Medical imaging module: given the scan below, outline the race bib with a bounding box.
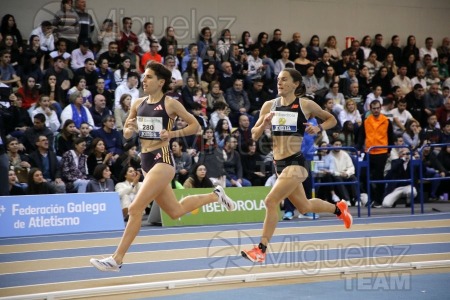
[137,116,163,139]
[271,111,298,132]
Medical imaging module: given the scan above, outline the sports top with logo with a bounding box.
[270,97,308,137]
[136,95,175,140]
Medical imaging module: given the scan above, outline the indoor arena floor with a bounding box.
[1,203,450,300]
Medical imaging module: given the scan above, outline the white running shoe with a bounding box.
[214,186,236,211]
[90,256,122,272]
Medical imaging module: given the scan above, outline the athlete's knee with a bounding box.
[264,195,281,210]
[128,202,147,216]
[166,209,183,219]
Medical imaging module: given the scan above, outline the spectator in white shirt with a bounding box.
[411,67,427,89]
[419,37,438,62]
[30,21,55,52]
[391,99,413,135]
[70,40,94,70]
[114,72,139,109]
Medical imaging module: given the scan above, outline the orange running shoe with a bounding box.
[241,246,266,263]
[336,200,353,229]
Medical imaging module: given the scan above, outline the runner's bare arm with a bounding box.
[165,97,200,138]
[123,97,146,139]
[303,99,337,134]
[251,100,274,141]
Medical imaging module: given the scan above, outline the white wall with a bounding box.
[3,0,450,48]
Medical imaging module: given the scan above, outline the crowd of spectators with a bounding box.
[1,1,450,213]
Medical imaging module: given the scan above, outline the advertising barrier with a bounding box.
[0,192,124,238]
[161,187,277,227]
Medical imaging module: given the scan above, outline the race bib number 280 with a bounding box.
[137,116,163,139]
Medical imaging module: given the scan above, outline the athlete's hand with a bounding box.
[160,129,170,141]
[303,123,320,135]
[125,118,137,131]
[263,112,275,126]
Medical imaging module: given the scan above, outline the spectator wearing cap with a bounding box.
[70,39,94,70]
[30,21,55,53]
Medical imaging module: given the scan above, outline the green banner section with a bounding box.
[161,187,280,227]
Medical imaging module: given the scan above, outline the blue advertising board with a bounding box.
[0,192,124,238]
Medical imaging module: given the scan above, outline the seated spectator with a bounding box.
[201,62,219,87]
[364,51,383,81]
[219,61,236,92]
[8,169,25,195]
[0,49,22,88]
[90,77,114,111]
[223,136,251,187]
[420,115,442,144]
[241,139,267,186]
[303,64,319,95]
[30,95,60,135]
[294,46,311,76]
[91,115,124,157]
[206,81,226,113]
[0,34,21,69]
[420,144,445,201]
[171,139,192,185]
[114,93,131,131]
[391,99,414,135]
[74,58,98,91]
[96,58,116,92]
[225,79,250,126]
[115,166,142,218]
[423,83,444,117]
[382,149,418,207]
[196,127,217,153]
[338,121,356,147]
[338,98,362,127]
[111,143,141,181]
[16,75,40,109]
[356,65,371,98]
[344,82,363,108]
[383,52,398,76]
[405,84,426,127]
[55,119,77,157]
[44,55,71,107]
[440,120,450,144]
[67,76,93,108]
[89,94,112,129]
[98,41,121,70]
[237,114,253,149]
[437,54,449,80]
[314,51,332,79]
[183,163,214,188]
[435,97,450,130]
[8,93,32,138]
[191,102,208,131]
[182,57,200,86]
[437,145,450,178]
[61,137,89,193]
[340,64,358,96]
[181,76,198,112]
[425,65,442,92]
[214,118,231,149]
[326,139,357,205]
[87,137,114,176]
[86,163,115,193]
[402,119,421,150]
[318,65,339,91]
[364,85,384,112]
[247,79,270,116]
[391,65,412,96]
[61,91,95,129]
[114,72,139,108]
[411,67,427,89]
[322,98,342,140]
[6,137,30,185]
[371,66,391,97]
[141,40,162,71]
[70,40,94,70]
[78,121,93,153]
[325,82,345,115]
[113,56,131,86]
[26,168,56,195]
[274,47,294,76]
[49,39,71,66]
[247,45,267,82]
[28,135,65,193]
[22,113,54,152]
